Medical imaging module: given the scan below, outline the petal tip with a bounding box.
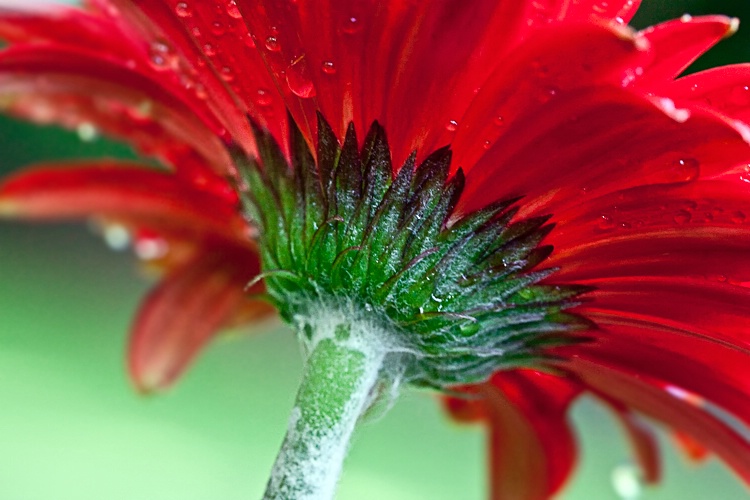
[727,17,741,38]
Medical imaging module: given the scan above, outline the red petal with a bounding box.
[456,370,580,500]
[458,86,750,217]
[0,162,246,241]
[128,245,269,392]
[566,357,750,484]
[549,181,750,283]
[633,16,738,89]
[673,431,710,462]
[667,64,750,125]
[601,399,662,483]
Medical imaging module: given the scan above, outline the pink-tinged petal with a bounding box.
[667,64,750,125]
[548,180,750,283]
[633,16,737,89]
[0,162,246,241]
[458,86,750,217]
[601,399,662,483]
[566,357,750,484]
[447,370,580,500]
[672,431,710,462]
[128,245,271,392]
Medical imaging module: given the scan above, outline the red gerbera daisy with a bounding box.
[2,0,750,498]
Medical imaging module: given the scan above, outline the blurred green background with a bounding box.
[1,1,750,499]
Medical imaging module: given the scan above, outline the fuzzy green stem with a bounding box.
[263,329,386,500]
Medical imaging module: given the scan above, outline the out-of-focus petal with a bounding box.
[0,162,246,241]
[128,245,270,392]
[447,370,580,500]
[602,399,662,483]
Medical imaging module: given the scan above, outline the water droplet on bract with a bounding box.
[76,122,98,142]
[673,209,692,224]
[226,0,242,19]
[445,120,458,132]
[731,210,746,224]
[255,88,272,106]
[175,2,191,17]
[598,214,616,230]
[321,60,336,74]
[611,463,643,500]
[341,16,361,34]
[265,36,280,52]
[671,157,700,183]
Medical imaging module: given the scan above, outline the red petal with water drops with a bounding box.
[667,63,750,125]
[458,85,750,217]
[0,162,246,241]
[128,244,266,392]
[549,180,750,282]
[563,0,642,24]
[632,16,737,89]
[567,357,750,484]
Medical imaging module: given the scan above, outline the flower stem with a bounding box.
[263,326,386,500]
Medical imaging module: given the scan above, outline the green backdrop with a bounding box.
[1,1,749,498]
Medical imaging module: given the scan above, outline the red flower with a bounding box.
[2,0,750,498]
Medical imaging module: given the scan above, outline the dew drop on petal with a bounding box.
[680,13,693,22]
[592,1,610,14]
[265,36,280,52]
[611,463,643,500]
[729,85,750,106]
[321,60,336,75]
[286,57,316,98]
[211,21,225,36]
[175,2,191,17]
[226,0,242,19]
[148,40,175,69]
[598,214,616,230]
[445,120,458,132]
[341,16,361,34]
[673,209,692,224]
[493,115,505,126]
[671,157,700,183]
[203,43,216,56]
[255,88,273,106]
[220,66,234,82]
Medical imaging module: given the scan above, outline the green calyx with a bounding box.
[236,114,591,389]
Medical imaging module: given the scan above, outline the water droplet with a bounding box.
[226,0,242,19]
[220,66,234,82]
[76,122,98,142]
[265,36,280,52]
[194,83,208,100]
[211,21,225,36]
[321,60,336,74]
[445,120,458,132]
[598,214,616,230]
[729,85,750,106]
[148,40,175,69]
[287,71,316,98]
[671,157,700,183]
[493,115,505,126]
[611,463,643,500]
[174,2,191,17]
[673,209,692,224]
[592,1,610,14]
[244,33,256,48]
[255,88,273,106]
[482,139,492,150]
[191,26,201,37]
[341,16,361,34]
[135,237,169,261]
[203,43,216,56]
[680,13,693,23]
[731,210,746,224]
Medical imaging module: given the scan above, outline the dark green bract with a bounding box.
[236,115,591,388]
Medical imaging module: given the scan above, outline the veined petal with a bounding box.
[128,245,271,392]
[0,162,247,241]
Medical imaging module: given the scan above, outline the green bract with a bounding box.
[236,115,591,388]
